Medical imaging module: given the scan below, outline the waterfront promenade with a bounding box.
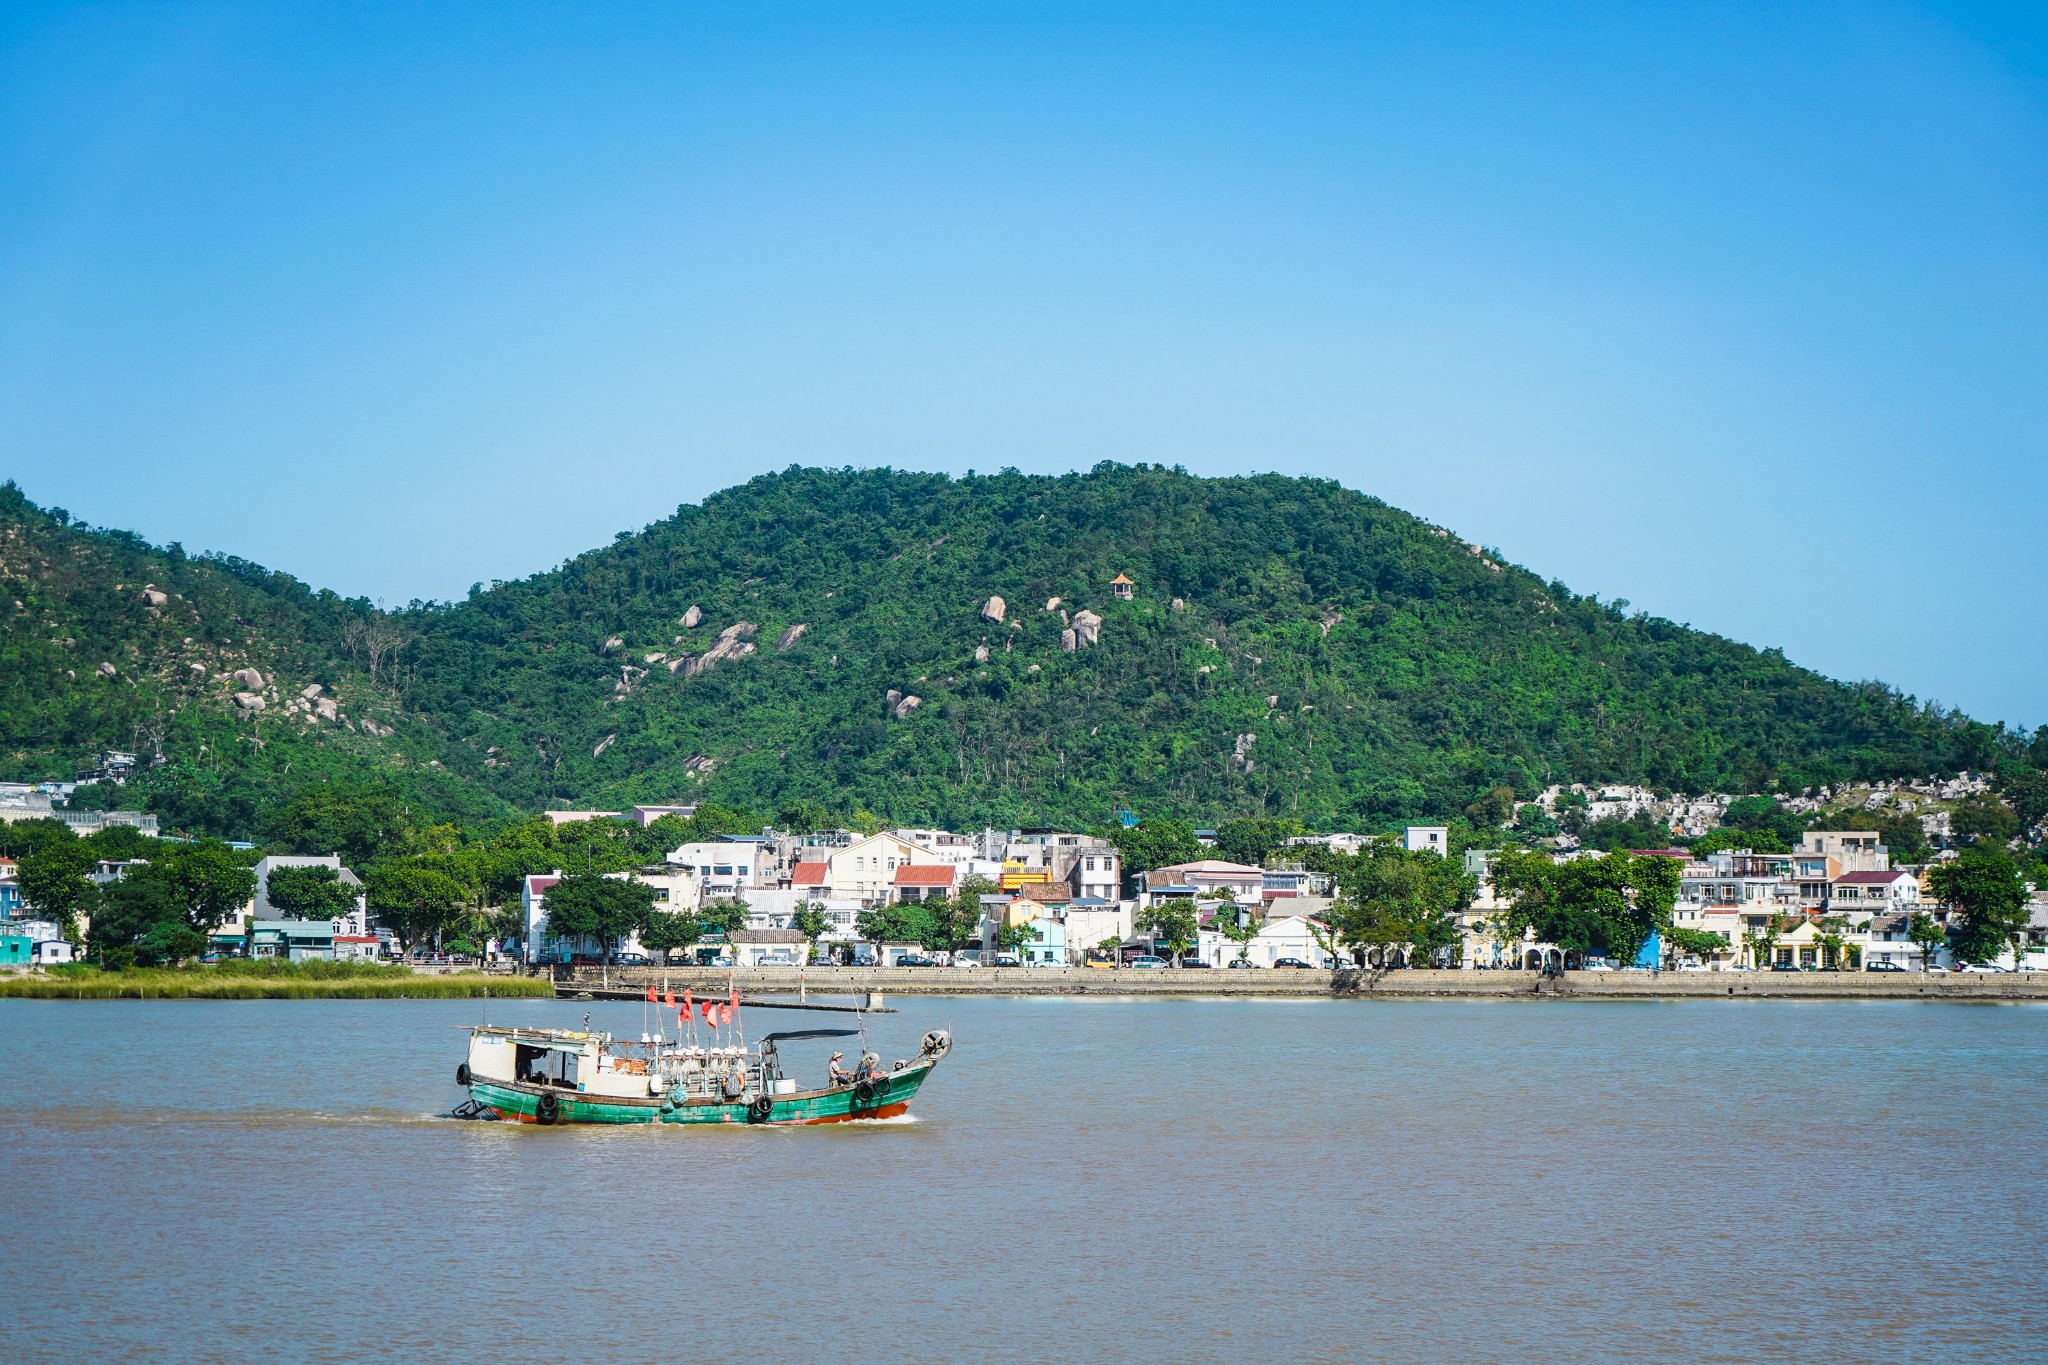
[558,963,2048,1002]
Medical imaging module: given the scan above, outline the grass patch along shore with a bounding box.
[0,960,554,1000]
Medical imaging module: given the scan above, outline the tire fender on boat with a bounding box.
[535,1091,560,1125]
[853,1078,877,1107]
[456,1062,470,1086]
[747,1095,774,1123]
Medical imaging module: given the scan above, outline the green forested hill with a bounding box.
[398,465,2013,827]
[0,481,512,834]
[1,467,2025,836]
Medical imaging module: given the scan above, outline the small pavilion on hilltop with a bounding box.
[1110,573,1135,600]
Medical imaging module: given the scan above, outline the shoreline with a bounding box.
[0,969,551,1001]
[556,964,2048,1003]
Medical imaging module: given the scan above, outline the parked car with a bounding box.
[994,953,1021,968]
[1958,962,2006,974]
[1178,957,1213,969]
[1225,958,1260,969]
[1271,957,1315,969]
[1127,955,1168,969]
[1925,964,1949,974]
[1580,958,1616,972]
[894,954,936,967]
[1865,960,1908,973]
[613,953,649,966]
[1675,961,1712,973]
[1769,962,1802,972]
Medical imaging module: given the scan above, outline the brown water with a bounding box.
[3,995,2045,1362]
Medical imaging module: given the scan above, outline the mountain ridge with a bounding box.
[1,466,2028,835]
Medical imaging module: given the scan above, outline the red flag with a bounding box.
[683,989,694,1018]
[677,1007,687,1029]
[701,1000,717,1025]
[664,987,675,1008]
[728,985,738,1010]
[719,1003,733,1027]
[644,984,656,1003]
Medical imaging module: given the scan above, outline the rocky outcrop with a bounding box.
[593,734,617,758]
[232,667,266,690]
[603,636,624,653]
[682,623,757,676]
[186,663,207,679]
[980,596,1006,623]
[893,694,922,720]
[974,644,990,663]
[680,605,702,629]
[777,623,809,650]
[1061,628,1077,651]
[314,697,340,722]
[1072,609,1102,647]
[1044,597,1062,612]
[94,661,116,677]
[140,588,168,607]
[234,691,266,711]
[300,683,324,700]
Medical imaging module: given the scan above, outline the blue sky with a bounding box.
[2,2,2043,727]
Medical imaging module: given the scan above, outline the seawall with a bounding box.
[556,965,2048,1002]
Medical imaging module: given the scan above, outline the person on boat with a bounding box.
[828,1051,851,1086]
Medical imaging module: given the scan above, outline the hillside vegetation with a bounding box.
[3,467,2033,836]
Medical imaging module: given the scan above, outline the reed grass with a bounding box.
[0,963,554,1000]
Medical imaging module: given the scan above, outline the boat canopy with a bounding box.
[759,1029,859,1043]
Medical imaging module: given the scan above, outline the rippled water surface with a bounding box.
[3,994,2045,1362]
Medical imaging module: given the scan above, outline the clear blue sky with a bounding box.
[3,2,2042,727]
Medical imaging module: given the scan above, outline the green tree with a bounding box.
[1111,820,1202,876]
[148,842,259,933]
[88,876,173,962]
[260,781,421,866]
[1690,826,1787,856]
[136,921,207,966]
[1492,849,1681,967]
[1664,925,1731,966]
[1217,904,1265,964]
[697,897,751,939]
[639,908,704,965]
[264,864,357,920]
[1907,911,1948,972]
[1321,844,1475,967]
[365,861,468,955]
[0,817,76,860]
[998,919,1040,959]
[1722,795,1806,846]
[16,838,96,934]
[539,872,661,965]
[1142,901,1199,964]
[1927,841,2029,964]
[791,904,828,961]
[1212,818,1304,868]
[2000,768,2048,834]
[1950,796,2020,845]
[1464,785,1518,829]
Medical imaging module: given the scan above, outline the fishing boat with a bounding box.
[452,992,949,1126]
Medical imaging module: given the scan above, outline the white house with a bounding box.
[1197,911,1333,967]
[250,854,369,936]
[1402,826,1448,856]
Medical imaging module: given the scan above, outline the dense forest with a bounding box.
[3,467,2039,837]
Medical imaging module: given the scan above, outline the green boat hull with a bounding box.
[469,1063,934,1126]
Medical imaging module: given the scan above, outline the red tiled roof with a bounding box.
[1015,884,1069,902]
[894,865,957,887]
[792,862,829,886]
[1836,870,1911,885]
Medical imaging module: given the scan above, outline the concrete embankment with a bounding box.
[556,965,2048,1002]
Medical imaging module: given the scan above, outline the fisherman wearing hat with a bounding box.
[828,1051,852,1086]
